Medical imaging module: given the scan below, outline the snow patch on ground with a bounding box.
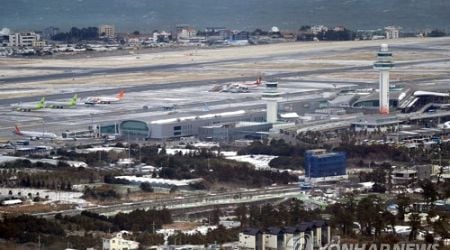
[0,187,86,204]
[225,154,278,169]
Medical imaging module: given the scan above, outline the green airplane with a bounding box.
[11,97,46,112]
[46,94,79,109]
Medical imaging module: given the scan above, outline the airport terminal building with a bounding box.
[99,109,267,140]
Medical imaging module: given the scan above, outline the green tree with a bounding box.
[210,207,221,225]
[169,186,178,194]
[248,204,260,227]
[140,182,154,192]
[396,194,411,221]
[288,199,303,225]
[408,211,421,241]
[356,195,381,236]
[420,179,438,205]
[234,204,248,227]
[428,29,446,37]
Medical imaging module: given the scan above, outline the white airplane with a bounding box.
[85,90,125,104]
[11,97,46,112]
[13,125,58,140]
[45,94,79,109]
[438,121,450,129]
[209,76,263,93]
[240,76,263,88]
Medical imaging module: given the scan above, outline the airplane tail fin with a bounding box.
[256,75,262,85]
[37,97,46,108]
[117,90,125,100]
[15,125,20,134]
[69,94,78,106]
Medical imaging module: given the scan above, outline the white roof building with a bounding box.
[385,26,400,39]
[103,231,139,250]
[8,32,43,47]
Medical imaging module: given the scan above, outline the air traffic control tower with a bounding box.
[374,44,394,114]
[262,82,282,123]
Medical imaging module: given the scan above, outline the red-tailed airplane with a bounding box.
[13,125,58,140]
[85,90,125,104]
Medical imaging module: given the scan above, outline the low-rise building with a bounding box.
[263,227,284,250]
[310,25,328,35]
[102,231,139,250]
[392,168,417,185]
[414,164,440,180]
[385,26,400,39]
[239,221,330,250]
[8,32,43,47]
[239,228,263,250]
[32,40,46,47]
[176,26,197,40]
[333,26,346,32]
[153,31,171,43]
[283,226,301,250]
[99,24,116,38]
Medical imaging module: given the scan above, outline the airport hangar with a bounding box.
[98,109,271,141]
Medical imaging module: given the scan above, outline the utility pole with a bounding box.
[42,118,45,137]
[128,132,131,159]
[437,143,443,184]
[139,145,142,162]
[89,113,94,137]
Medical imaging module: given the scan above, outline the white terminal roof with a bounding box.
[151,110,246,125]
[414,91,449,97]
[280,112,299,119]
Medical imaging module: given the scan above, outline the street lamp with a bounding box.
[89,113,94,138]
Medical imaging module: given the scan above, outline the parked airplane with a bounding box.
[209,76,262,93]
[11,97,46,112]
[241,76,262,87]
[438,121,450,129]
[85,90,125,104]
[46,94,79,109]
[13,125,58,140]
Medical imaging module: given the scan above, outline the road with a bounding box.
[32,185,303,218]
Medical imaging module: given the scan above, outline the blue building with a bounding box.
[304,149,346,178]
